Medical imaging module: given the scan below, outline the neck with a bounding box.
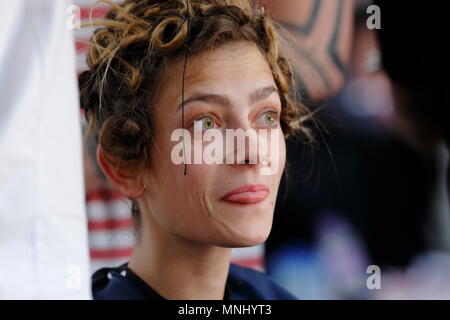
[128,218,232,300]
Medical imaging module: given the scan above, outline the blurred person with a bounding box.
[374,0,450,150]
[0,0,91,299]
[373,2,450,252]
[370,1,450,297]
[257,0,355,104]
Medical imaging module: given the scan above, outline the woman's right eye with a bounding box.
[192,115,220,131]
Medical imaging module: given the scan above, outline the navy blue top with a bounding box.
[92,263,298,300]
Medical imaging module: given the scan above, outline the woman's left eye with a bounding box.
[256,110,280,127]
[202,117,216,130]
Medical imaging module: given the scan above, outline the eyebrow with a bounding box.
[176,85,279,111]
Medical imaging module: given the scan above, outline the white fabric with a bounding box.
[0,0,91,299]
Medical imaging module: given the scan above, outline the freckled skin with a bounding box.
[139,41,286,248]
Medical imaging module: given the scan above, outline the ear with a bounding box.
[96,145,145,198]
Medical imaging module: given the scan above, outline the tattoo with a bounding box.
[298,47,333,92]
[278,0,322,36]
[327,0,346,76]
[276,0,350,100]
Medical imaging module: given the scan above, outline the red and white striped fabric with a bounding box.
[75,0,265,274]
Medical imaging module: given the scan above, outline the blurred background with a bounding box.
[1,0,448,299]
[264,0,450,299]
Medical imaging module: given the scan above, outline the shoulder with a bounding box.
[227,263,298,300]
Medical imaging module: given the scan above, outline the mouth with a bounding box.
[221,184,269,205]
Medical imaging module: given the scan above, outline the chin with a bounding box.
[217,222,273,248]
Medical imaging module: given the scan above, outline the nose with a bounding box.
[223,117,271,169]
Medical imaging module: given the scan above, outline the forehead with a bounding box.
[186,42,273,83]
[157,41,276,100]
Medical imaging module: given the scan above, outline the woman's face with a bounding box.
[141,41,286,247]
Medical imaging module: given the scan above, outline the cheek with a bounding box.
[146,159,214,235]
[185,163,213,180]
[154,149,217,211]
[162,163,220,241]
[182,163,219,205]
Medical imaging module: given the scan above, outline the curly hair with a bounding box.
[79,0,312,230]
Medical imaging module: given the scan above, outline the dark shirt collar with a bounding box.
[92,262,298,300]
[116,263,233,300]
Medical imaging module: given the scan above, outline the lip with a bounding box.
[222,184,269,205]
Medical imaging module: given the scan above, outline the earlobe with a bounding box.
[96,145,146,198]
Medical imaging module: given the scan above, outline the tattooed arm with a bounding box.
[257,0,355,104]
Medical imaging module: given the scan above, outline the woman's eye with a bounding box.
[192,115,219,131]
[256,111,280,127]
[264,114,275,125]
[202,117,216,130]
